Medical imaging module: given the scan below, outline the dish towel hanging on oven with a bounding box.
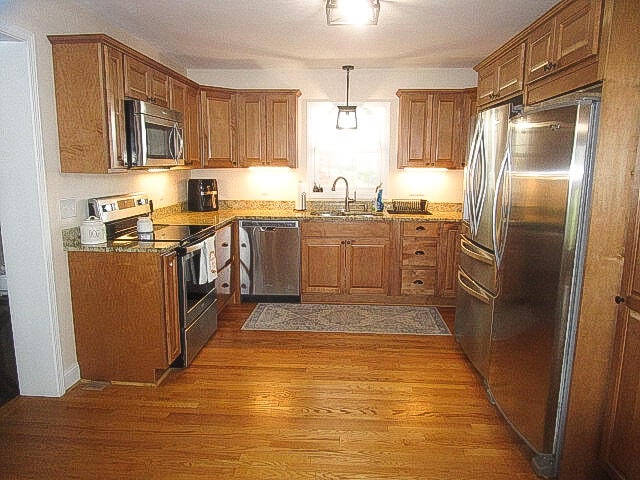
[198,236,218,285]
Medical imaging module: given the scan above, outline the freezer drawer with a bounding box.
[459,235,498,294]
[455,267,494,379]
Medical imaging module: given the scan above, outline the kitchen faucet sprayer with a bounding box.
[331,176,356,212]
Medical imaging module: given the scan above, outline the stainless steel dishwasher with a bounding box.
[239,220,300,302]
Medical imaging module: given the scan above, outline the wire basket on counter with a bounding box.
[387,199,431,214]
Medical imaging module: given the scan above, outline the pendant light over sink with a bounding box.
[336,65,357,130]
[326,0,380,26]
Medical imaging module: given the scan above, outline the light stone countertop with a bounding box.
[64,203,462,253]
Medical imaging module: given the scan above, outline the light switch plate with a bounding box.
[60,198,77,219]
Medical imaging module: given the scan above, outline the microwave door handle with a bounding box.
[168,125,175,160]
[175,125,184,161]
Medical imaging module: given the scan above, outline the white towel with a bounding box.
[198,236,218,285]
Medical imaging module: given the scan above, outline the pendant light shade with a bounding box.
[326,0,380,26]
[336,65,357,130]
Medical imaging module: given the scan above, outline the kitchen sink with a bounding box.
[309,210,383,218]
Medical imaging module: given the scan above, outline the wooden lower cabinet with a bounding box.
[301,221,390,302]
[389,220,460,305]
[68,251,181,384]
[214,222,238,312]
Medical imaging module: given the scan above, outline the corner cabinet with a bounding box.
[236,90,300,168]
[397,88,476,169]
[67,250,181,384]
[301,221,391,303]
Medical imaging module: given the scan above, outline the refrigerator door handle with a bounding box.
[493,130,512,267]
[458,268,492,305]
[460,236,494,265]
[466,115,486,237]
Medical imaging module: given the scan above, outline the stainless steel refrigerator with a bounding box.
[455,102,512,379]
[488,94,600,477]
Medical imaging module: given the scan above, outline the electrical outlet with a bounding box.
[60,198,77,219]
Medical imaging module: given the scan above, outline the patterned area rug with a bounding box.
[242,303,450,335]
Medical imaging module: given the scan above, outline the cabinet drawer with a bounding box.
[401,268,436,296]
[402,221,440,238]
[302,221,390,238]
[217,264,232,294]
[215,225,232,267]
[401,238,437,267]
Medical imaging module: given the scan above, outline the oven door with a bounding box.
[179,239,217,328]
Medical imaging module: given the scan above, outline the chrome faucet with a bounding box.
[331,176,356,212]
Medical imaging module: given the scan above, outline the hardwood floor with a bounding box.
[0,304,538,479]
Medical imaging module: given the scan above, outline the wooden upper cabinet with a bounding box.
[397,89,475,169]
[124,54,169,106]
[437,222,460,298]
[266,94,298,167]
[476,42,526,108]
[49,37,128,173]
[526,0,602,84]
[236,90,300,168]
[169,78,200,168]
[237,93,265,167]
[201,87,236,168]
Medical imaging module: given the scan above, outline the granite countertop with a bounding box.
[64,202,462,253]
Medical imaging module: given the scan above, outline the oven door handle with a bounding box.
[181,241,205,255]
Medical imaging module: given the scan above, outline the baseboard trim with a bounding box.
[64,362,81,391]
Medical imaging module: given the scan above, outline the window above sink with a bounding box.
[306,101,390,200]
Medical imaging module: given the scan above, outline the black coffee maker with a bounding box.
[188,179,219,211]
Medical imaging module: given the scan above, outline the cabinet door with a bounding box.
[202,89,235,168]
[169,78,186,113]
[346,238,389,295]
[459,89,477,167]
[184,85,201,167]
[301,237,344,294]
[103,45,127,171]
[601,158,640,479]
[266,94,297,167]
[554,0,600,72]
[477,65,497,108]
[496,42,526,98]
[431,92,462,168]
[526,17,556,83]
[162,253,181,365]
[437,222,460,298]
[237,93,266,167]
[397,93,434,167]
[123,55,169,106]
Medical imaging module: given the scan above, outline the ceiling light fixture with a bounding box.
[326,0,380,26]
[336,65,357,130]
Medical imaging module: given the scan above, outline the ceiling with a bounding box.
[72,0,560,70]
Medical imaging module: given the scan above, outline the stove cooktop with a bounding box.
[113,224,215,246]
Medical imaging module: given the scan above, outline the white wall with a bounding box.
[0,0,191,394]
[189,68,477,202]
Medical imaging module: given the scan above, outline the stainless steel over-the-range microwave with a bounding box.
[124,99,185,169]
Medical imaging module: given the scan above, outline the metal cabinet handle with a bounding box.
[615,296,625,304]
[412,279,424,285]
[241,243,247,247]
[416,226,425,231]
[221,242,229,247]
[414,250,425,255]
[222,283,229,288]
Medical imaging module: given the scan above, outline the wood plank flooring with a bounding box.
[0,304,538,479]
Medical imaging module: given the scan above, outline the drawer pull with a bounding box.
[414,250,425,255]
[222,283,229,288]
[412,279,424,285]
[221,242,229,247]
[416,226,426,231]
